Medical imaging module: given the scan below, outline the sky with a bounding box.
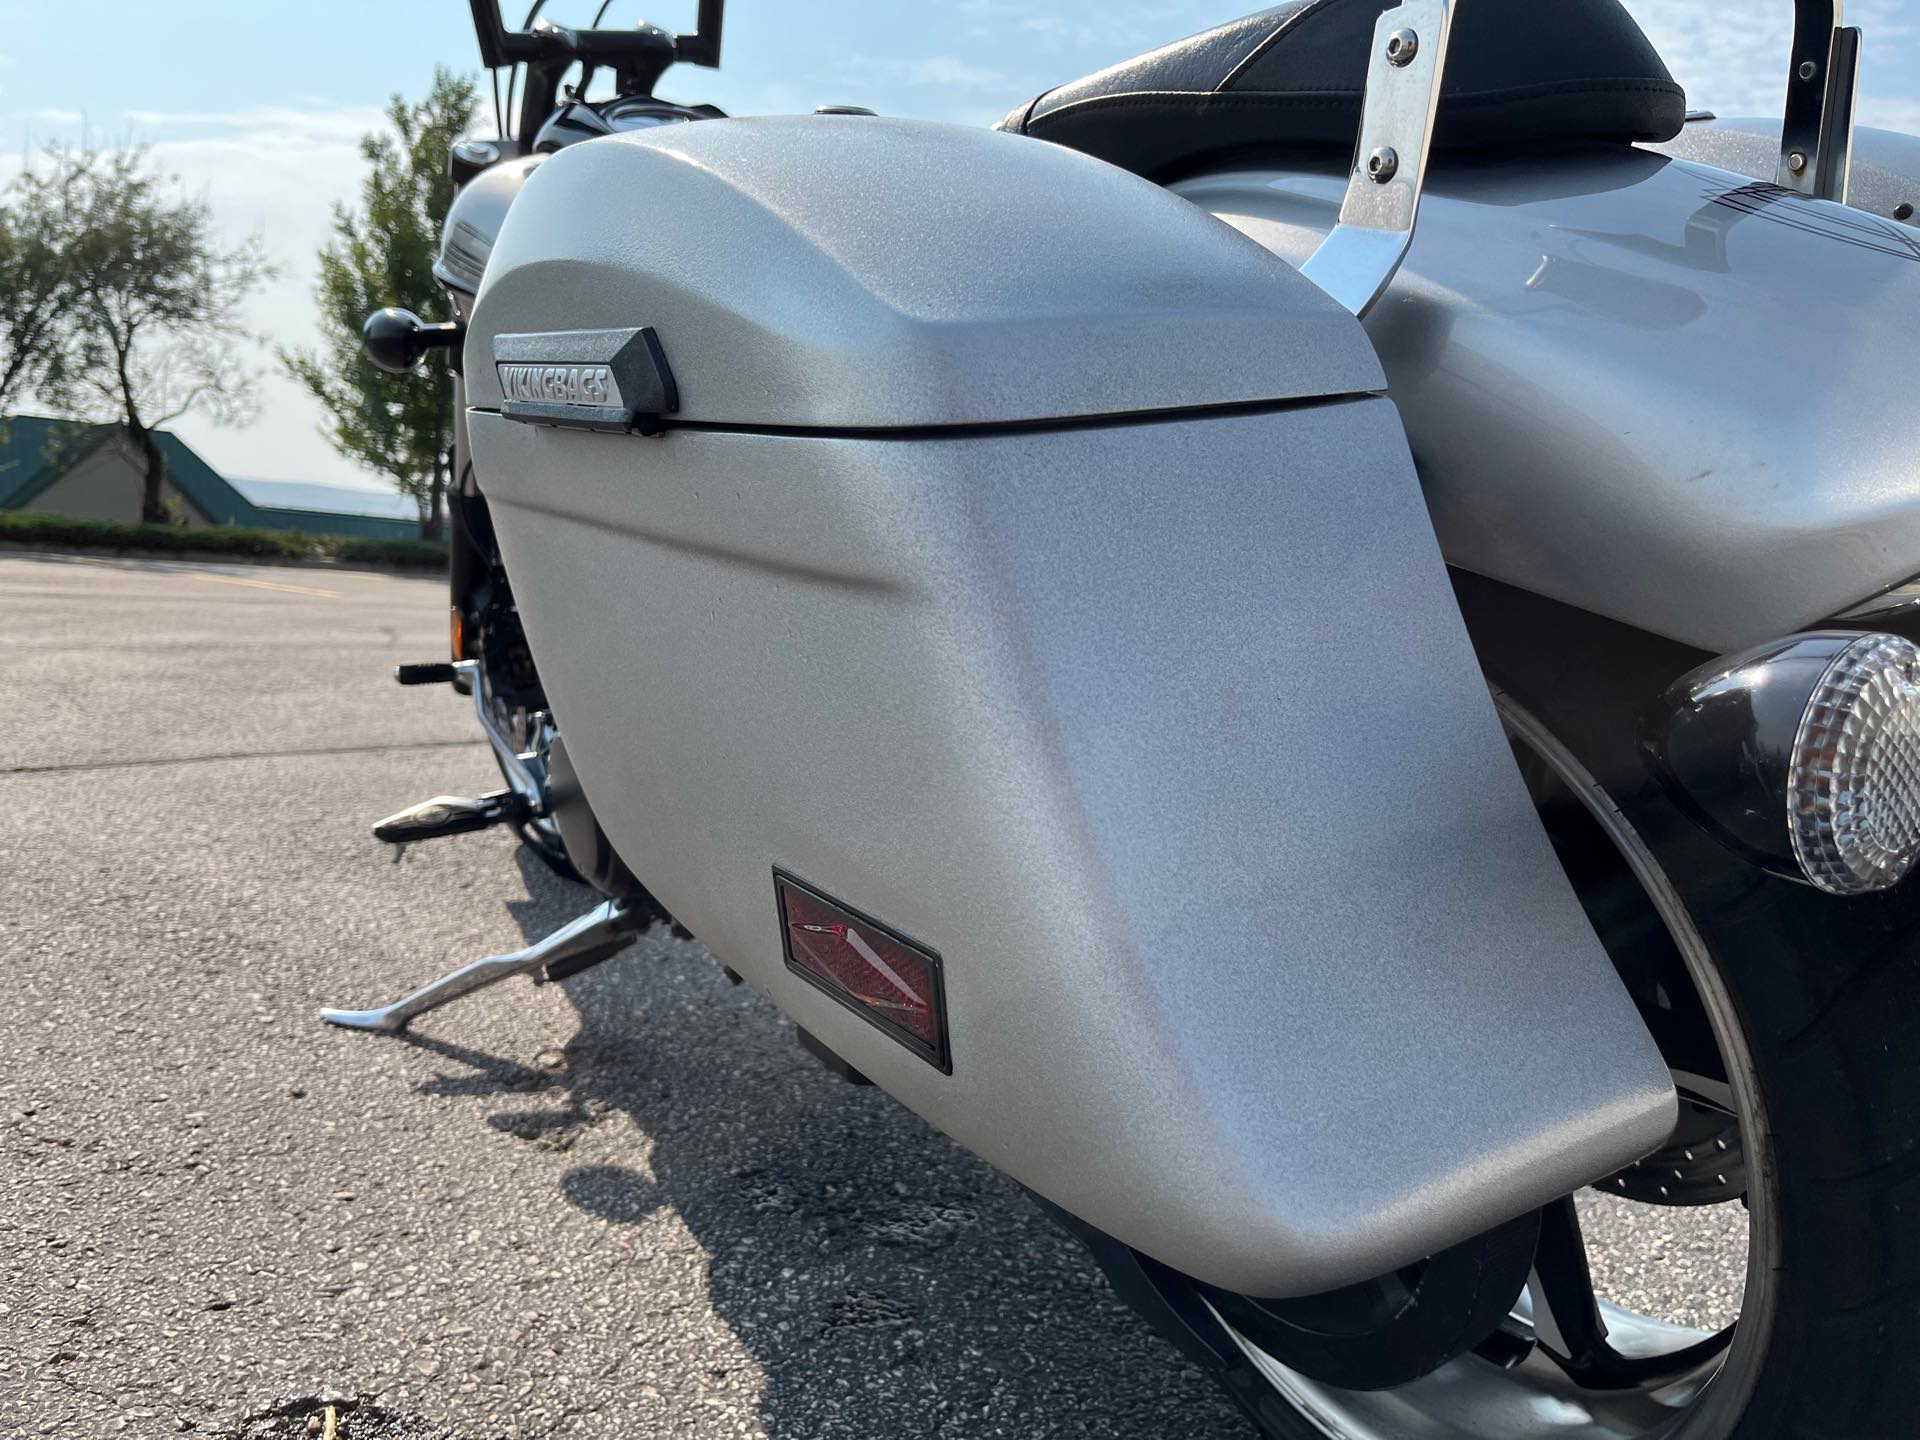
[3,0,1918,496]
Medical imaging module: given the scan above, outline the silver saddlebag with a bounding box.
[463,115,1674,1298]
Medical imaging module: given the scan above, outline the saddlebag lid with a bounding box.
[466,114,1383,431]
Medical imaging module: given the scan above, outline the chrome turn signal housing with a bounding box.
[1647,631,1920,895]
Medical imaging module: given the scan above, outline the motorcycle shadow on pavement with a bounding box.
[397,850,1249,1440]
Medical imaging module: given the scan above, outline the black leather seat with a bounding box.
[997,0,1686,180]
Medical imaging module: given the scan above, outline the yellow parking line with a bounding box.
[192,573,343,600]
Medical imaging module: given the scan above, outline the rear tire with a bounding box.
[1476,598,1920,1440]
[1690,825,1920,1439]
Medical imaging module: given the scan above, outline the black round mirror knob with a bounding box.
[362,307,461,375]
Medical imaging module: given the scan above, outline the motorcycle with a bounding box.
[328,1,1920,1435]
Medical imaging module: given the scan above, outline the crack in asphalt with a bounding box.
[1,738,485,777]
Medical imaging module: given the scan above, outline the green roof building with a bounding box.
[0,416,418,541]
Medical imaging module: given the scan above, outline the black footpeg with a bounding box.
[372,790,530,845]
[394,662,459,686]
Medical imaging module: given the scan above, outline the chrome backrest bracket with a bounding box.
[1299,0,1455,319]
[1779,0,1862,202]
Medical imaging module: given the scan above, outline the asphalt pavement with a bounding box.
[0,552,1747,1440]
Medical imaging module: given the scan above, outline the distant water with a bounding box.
[231,478,417,521]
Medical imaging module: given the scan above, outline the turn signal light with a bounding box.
[1787,633,1920,894]
[1647,631,1920,894]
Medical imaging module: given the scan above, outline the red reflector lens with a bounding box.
[775,870,949,1072]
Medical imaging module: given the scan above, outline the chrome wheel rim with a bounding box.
[1225,1303,1733,1440]
[1219,694,1778,1440]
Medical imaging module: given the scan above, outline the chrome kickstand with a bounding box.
[320,898,643,1034]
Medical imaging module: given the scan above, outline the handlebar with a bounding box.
[468,0,721,71]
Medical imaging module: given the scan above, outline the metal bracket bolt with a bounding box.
[1776,1,1861,201]
[1367,146,1401,183]
[1298,0,1455,317]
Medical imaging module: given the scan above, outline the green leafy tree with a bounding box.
[0,150,93,430]
[36,148,268,523]
[284,69,478,540]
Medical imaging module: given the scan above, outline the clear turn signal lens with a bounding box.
[1788,633,1920,895]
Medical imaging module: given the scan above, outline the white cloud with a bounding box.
[138,122,381,487]
[122,105,385,144]
[902,56,1009,90]
[1625,0,1917,117]
[819,51,1010,94]
[956,1,1201,56]
[801,51,1021,124]
[1862,95,1920,134]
